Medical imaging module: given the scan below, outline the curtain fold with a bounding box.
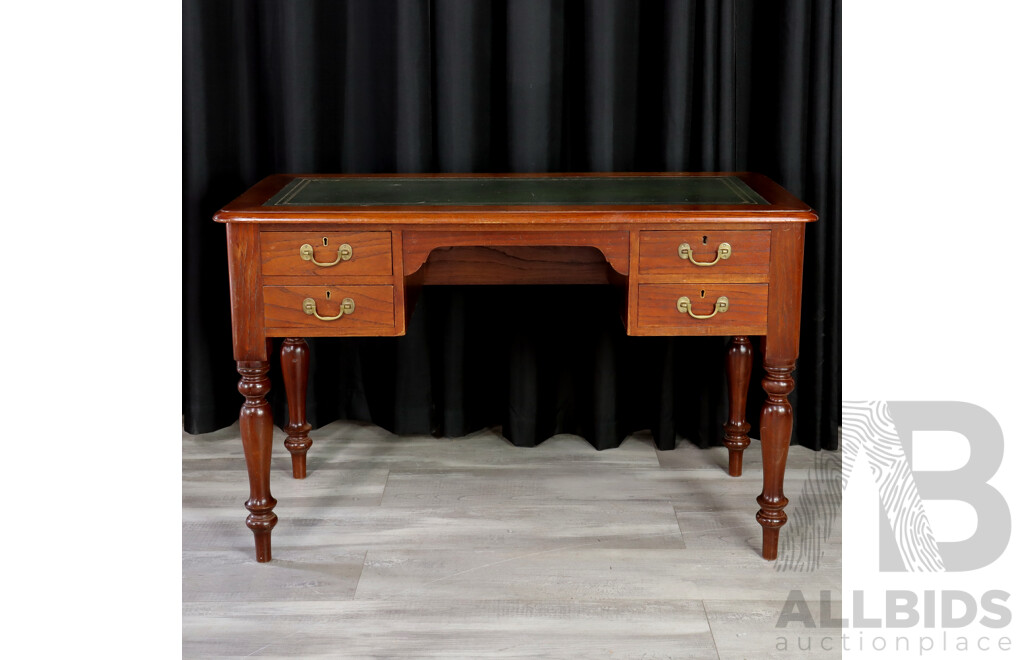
[183,0,841,451]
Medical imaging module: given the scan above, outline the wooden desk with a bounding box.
[215,172,817,563]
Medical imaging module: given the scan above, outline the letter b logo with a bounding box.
[842,401,1010,572]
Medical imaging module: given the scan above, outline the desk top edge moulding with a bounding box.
[215,171,816,221]
[216,171,818,563]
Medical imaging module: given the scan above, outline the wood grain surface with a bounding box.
[263,285,394,333]
[403,229,630,276]
[638,230,770,276]
[417,246,617,285]
[635,283,768,335]
[261,231,392,277]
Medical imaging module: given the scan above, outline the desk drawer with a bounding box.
[638,230,769,276]
[261,231,392,277]
[264,285,395,333]
[636,283,767,335]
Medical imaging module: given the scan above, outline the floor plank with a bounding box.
[704,599,844,660]
[183,599,719,659]
[183,549,366,603]
[655,438,823,471]
[185,501,685,553]
[378,466,817,507]
[352,546,838,602]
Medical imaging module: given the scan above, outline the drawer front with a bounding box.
[636,283,768,334]
[261,231,392,277]
[264,285,395,333]
[638,230,769,275]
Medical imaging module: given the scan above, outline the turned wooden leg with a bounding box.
[757,362,794,560]
[237,361,278,562]
[281,338,312,479]
[723,336,753,477]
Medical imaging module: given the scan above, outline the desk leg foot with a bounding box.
[723,336,752,477]
[238,361,278,563]
[756,363,793,560]
[281,338,312,479]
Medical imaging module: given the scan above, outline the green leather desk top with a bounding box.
[265,175,768,207]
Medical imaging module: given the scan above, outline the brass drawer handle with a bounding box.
[677,296,729,319]
[299,243,353,267]
[678,242,731,266]
[302,297,355,321]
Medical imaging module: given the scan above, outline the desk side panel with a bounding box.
[226,223,267,361]
[764,224,806,362]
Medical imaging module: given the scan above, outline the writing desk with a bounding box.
[215,172,817,563]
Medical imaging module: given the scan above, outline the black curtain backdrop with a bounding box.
[184,0,840,451]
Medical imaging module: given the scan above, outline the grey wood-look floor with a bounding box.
[183,421,841,659]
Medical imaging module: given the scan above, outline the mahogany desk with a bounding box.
[215,172,817,563]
